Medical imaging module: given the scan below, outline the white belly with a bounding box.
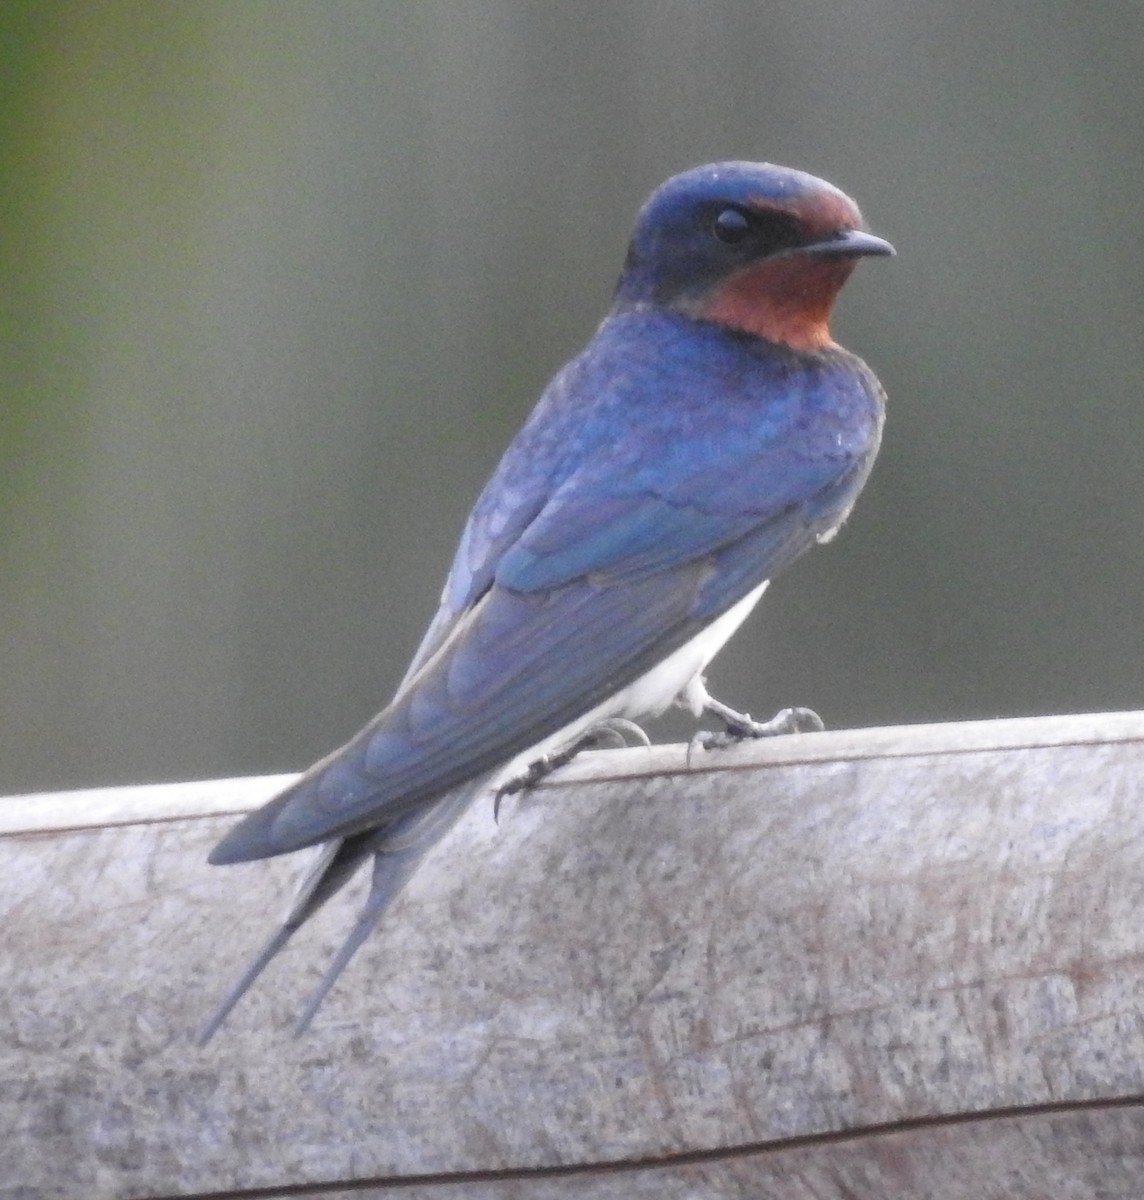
[489,579,769,789]
[612,578,769,718]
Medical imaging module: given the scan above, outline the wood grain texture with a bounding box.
[4,712,1144,1198]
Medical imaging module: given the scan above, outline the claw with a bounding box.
[693,699,825,755]
[493,754,560,822]
[685,728,710,769]
[492,717,652,820]
[596,717,652,749]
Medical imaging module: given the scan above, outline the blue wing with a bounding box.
[210,312,882,862]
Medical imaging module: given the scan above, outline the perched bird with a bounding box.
[201,161,893,1041]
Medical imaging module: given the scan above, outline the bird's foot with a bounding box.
[493,717,651,820]
[689,698,824,759]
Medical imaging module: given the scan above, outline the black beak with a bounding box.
[804,228,896,258]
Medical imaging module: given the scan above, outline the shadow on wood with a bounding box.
[3,712,1144,1198]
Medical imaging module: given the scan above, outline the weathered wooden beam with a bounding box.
[5,712,1144,1199]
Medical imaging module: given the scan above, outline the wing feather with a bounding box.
[210,314,882,863]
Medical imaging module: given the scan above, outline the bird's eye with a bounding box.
[712,208,752,244]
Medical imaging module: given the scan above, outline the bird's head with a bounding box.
[615,161,894,351]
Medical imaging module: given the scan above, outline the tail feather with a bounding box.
[199,781,484,1041]
[292,781,484,1034]
[291,850,419,1035]
[197,835,373,1044]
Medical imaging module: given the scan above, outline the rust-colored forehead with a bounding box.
[743,189,863,235]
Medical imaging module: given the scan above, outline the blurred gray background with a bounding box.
[4,1,1143,794]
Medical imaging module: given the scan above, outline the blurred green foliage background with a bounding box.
[4,1,1144,793]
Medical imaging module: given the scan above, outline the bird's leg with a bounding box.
[493,717,651,819]
[681,676,823,757]
[699,696,824,746]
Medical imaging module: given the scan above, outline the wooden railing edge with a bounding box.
[4,709,1143,835]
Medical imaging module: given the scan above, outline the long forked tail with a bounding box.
[197,834,373,1044]
[198,781,484,1043]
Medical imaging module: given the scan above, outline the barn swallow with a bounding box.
[200,161,893,1040]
